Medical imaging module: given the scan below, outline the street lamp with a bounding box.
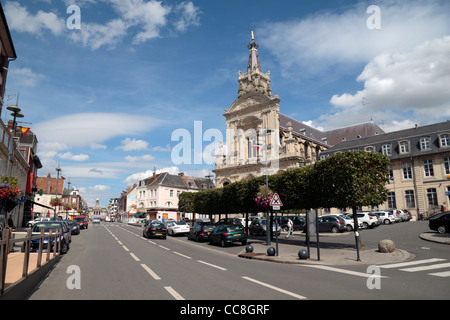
[54,163,62,219]
[6,104,24,176]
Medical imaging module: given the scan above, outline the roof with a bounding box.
[279,113,384,146]
[321,121,450,159]
[0,3,17,59]
[143,172,214,190]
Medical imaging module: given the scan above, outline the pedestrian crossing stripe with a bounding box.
[380,258,447,269]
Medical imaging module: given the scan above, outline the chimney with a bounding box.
[178,172,184,177]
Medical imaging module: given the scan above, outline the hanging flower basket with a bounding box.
[0,176,21,200]
[50,197,63,207]
[254,185,273,209]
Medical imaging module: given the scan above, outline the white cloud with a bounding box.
[258,0,450,77]
[58,152,89,161]
[326,36,450,130]
[117,138,149,151]
[125,154,155,162]
[123,166,179,185]
[9,68,45,87]
[4,2,66,36]
[33,112,163,148]
[173,1,201,32]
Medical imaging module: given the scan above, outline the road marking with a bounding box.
[148,240,156,245]
[173,251,192,259]
[117,241,123,245]
[242,276,307,300]
[130,253,140,262]
[159,245,170,251]
[164,286,185,300]
[197,260,227,271]
[380,258,447,269]
[301,265,387,278]
[428,271,450,277]
[122,245,130,252]
[400,262,450,272]
[140,264,161,280]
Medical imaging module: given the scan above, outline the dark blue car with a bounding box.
[23,221,71,254]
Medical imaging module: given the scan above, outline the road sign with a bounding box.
[272,205,281,210]
[270,193,283,206]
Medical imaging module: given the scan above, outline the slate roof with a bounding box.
[320,121,450,159]
[279,114,384,146]
[144,172,213,190]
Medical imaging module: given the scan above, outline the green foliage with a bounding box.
[178,151,390,215]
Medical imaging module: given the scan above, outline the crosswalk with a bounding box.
[380,258,450,278]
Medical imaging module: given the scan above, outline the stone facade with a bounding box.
[213,33,383,188]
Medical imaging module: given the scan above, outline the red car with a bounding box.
[74,216,88,229]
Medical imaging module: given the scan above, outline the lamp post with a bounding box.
[54,163,62,219]
[6,104,24,176]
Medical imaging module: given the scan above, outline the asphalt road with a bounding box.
[26,220,449,303]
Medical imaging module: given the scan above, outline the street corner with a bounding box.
[419,232,450,245]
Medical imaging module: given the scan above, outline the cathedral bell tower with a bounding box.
[238,31,272,97]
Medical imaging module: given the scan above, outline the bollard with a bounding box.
[267,247,276,256]
[245,244,253,253]
[298,249,309,260]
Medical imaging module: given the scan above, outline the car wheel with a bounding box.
[437,226,446,234]
[362,222,369,229]
[221,239,226,247]
[331,226,338,233]
[61,240,69,254]
[196,234,200,242]
[346,225,353,231]
[384,219,391,225]
[241,240,247,245]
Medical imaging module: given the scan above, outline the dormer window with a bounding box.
[420,137,431,150]
[382,144,392,156]
[439,133,449,147]
[365,146,375,152]
[399,140,409,154]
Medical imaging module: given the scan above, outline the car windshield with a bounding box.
[150,223,165,228]
[32,223,62,232]
[176,221,187,225]
[226,225,243,232]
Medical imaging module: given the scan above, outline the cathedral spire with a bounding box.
[247,30,261,73]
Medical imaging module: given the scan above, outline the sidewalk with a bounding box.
[237,230,450,266]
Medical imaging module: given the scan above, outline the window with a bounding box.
[402,163,412,180]
[399,141,409,153]
[427,188,438,207]
[405,190,415,208]
[382,144,392,156]
[424,159,434,177]
[420,137,431,150]
[248,136,257,159]
[444,157,450,175]
[439,134,450,147]
[170,190,173,197]
[387,192,396,209]
[365,146,375,152]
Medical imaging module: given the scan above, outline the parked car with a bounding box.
[369,212,382,226]
[316,215,347,233]
[65,219,80,235]
[249,219,281,236]
[92,218,101,224]
[209,224,247,247]
[25,221,71,254]
[403,210,413,221]
[280,216,305,231]
[166,221,190,236]
[26,216,51,227]
[74,216,88,229]
[374,211,397,224]
[328,214,359,231]
[387,210,401,223]
[188,223,215,242]
[428,212,450,234]
[216,218,243,226]
[347,212,379,229]
[143,221,167,239]
[395,209,408,222]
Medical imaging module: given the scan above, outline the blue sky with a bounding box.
[2,0,449,207]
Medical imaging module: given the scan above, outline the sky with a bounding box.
[2,0,449,208]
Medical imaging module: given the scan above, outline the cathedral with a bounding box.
[213,32,383,187]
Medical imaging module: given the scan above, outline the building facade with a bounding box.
[320,121,450,220]
[135,171,213,221]
[213,33,384,187]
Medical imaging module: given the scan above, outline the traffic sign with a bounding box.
[270,193,283,206]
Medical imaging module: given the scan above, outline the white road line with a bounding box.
[380,258,447,269]
[130,253,141,262]
[400,262,450,272]
[140,264,161,280]
[148,240,156,245]
[122,245,130,252]
[301,265,387,278]
[117,241,123,245]
[197,260,227,271]
[159,245,170,251]
[173,252,192,259]
[428,271,450,277]
[164,286,185,300]
[242,276,307,300]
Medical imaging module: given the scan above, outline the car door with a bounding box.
[211,226,223,243]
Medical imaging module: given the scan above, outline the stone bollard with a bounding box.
[378,239,396,253]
